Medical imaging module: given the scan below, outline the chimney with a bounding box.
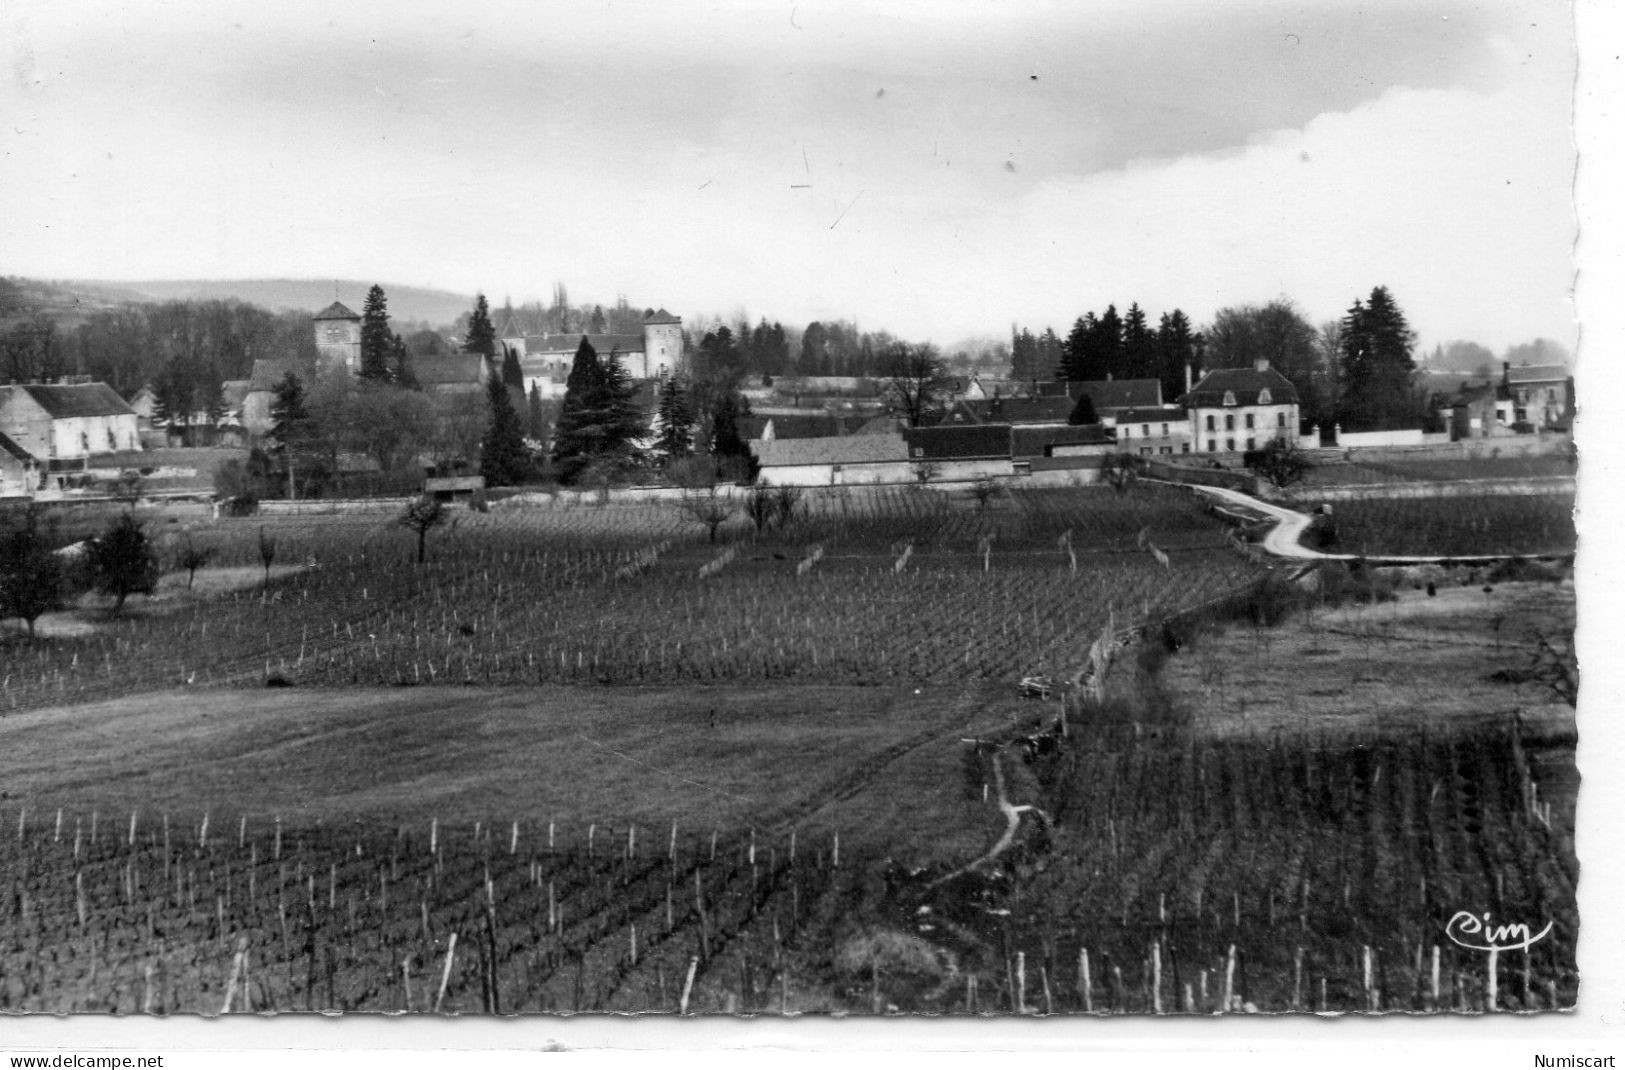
[1502,361,1511,387]
[1185,363,1193,394]
[1254,358,1270,373]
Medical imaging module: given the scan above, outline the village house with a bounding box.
[414,353,491,397]
[0,382,141,463]
[1503,362,1573,431]
[902,424,1017,481]
[1181,360,1300,454]
[751,432,913,486]
[1112,406,1193,455]
[0,431,40,496]
[240,357,304,436]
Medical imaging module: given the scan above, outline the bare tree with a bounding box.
[881,342,955,427]
[676,486,736,543]
[176,534,216,590]
[257,527,277,586]
[1100,453,1137,494]
[744,483,776,533]
[969,476,1003,511]
[398,495,450,563]
[1245,438,1315,489]
[771,484,803,527]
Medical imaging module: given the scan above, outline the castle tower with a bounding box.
[641,308,683,379]
[313,301,362,374]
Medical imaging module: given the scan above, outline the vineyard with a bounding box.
[1319,492,1575,557]
[0,484,1262,712]
[0,479,1580,1015]
[0,719,1575,1014]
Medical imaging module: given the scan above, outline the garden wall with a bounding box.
[1308,433,1571,466]
[1269,476,1576,503]
[1139,458,1260,494]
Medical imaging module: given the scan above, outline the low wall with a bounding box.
[255,498,413,515]
[1309,433,1571,466]
[1141,458,1260,494]
[1270,476,1576,503]
[1333,429,1429,448]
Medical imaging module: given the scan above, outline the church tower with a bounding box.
[641,308,683,379]
[313,301,362,374]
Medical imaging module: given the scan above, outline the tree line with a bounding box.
[1013,288,1431,433]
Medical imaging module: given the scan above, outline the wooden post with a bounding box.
[434,933,457,1013]
[1152,941,1163,1014]
[679,956,699,1015]
[1078,948,1092,1013]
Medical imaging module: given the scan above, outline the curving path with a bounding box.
[1186,483,1573,565]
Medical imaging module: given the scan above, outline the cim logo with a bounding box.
[1445,910,1555,953]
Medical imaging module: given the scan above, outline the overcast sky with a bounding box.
[4,0,1579,355]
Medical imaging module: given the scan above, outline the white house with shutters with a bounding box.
[1181,360,1301,454]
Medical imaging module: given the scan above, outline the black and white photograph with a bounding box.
[0,0,1609,1059]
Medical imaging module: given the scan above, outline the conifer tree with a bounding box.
[551,337,608,483]
[390,333,419,390]
[709,388,756,480]
[1121,303,1156,380]
[1067,391,1099,426]
[500,342,524,394]
[653,375,694,461]
[480,375,529,487]
[599,347,648,460]
[1338,286,1418,430]
[359,284,393,382]
[1155,310,1199,403]
[463,293,497,358]
[269,371,310,499]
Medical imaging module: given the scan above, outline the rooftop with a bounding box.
[5,382,138,420]
[753,433,909,467]
[313,301,360,321]
[1183,366,1299,408]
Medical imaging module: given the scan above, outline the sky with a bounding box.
[3,0,1580,356]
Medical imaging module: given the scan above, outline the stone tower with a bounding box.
[641,308,683,379]
[313,301,362,374]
